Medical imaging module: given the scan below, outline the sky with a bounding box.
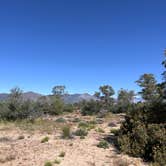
[0,0,166,95]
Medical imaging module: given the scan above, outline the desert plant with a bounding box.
[62,125,71,139]
[41,136,49,143]
[110,129,119,136]
[117,102,166,165]
[44,161,52,166]
[81,100,101,116]
[49,96,64,115]
[97,140,109,149]
[54,159,61,164]
[55,117,66,123]
[96,128,105,133]
[78,121,95,130]
[72,117,81,123]
[59,151,65,157]
[63,104,74,113]
[75,128,88,137]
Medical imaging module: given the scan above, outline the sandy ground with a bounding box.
[0,113,147,166]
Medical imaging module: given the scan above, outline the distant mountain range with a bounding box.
[0,92,96,104]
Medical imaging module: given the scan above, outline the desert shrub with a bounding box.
[55,117,66,123]
[110,128,119,136]
[41,136,49,143]
[54,159,60,164]
[34,97,50,114]
[50,96,64,115]
[62,125,71,139]
[72,117,81,123]
[63,104,74,113]
[78,121,89,128]
[96,128,105,133]
[97,140,109,149]
[44,161,52,166]
[59,152,65,157]
[78,121,96,130]
[80,136,85,139]
[81,100,101,116]
[75,128,88,137]
[0,101,42,121]
[117,102,166,165]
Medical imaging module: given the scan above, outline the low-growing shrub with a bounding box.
[72,118,81,123]
[110,129,119,136]
[97,140,109,149]
[59,152,65,157]
[75,128,88,137]
[44,161,52,166]
[55,117,66,123]
[95,128,105,133]
[54,159,61,164]
[78,121,95,130]
[41,136,49,143]
[80,136,85,139]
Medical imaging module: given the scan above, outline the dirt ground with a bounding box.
[0,113,147,166]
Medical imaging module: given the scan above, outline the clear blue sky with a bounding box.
[0,0,165,95]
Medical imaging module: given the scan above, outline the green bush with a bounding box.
[59,151,65,157]
[63,104,74,113]
[41,136,49,143]
[55,117,66,123]
[97,140,109,149]
[81,100,101,116]
[62,125,71,139]
[54,159,61,164]
[75,128,88,137]
[0,101,42,121]
[96,128,105,133]
[44,161,52,166]
[117,102,166,165]
[78,121,96,130]
[110,129,119,136]
[72,117,81,123]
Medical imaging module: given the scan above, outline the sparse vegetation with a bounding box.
[41,136,49,143]
[0,54,165,166]
[110,128,119,136]
[78,121,96,130]
[44,161,53,166]
[55,117,66,123]
[95,128,105,133]
[54,159,61,164]
[75,128,88,137]
[59,151,66,157]
[62,125,71,139]
[97,140,109,149]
